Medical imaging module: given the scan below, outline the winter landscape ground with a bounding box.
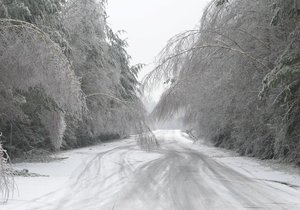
[1,130,300,210]
[1,0,300,209]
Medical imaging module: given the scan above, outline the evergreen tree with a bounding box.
[146,0,300,163]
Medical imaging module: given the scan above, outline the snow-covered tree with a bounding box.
[145,0,300,162]
[62,0,156,148]
[0,19,84,155]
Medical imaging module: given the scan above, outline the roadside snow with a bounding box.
[190,136,300,189]
[0,138,149,209]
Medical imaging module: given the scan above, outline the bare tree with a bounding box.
[0,137,13,203]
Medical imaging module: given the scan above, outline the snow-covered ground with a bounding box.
[1,130,300,210]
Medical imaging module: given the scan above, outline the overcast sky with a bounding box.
[106,0,211,80]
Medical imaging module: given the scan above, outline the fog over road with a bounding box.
[6,130,300,210]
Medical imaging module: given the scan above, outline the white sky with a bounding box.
[106,0,211,80]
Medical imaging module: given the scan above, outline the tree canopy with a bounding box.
[145,0,300,164]
[0,0,153,164]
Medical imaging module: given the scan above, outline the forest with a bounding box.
[0,0,154,197]
[0,0,300,208]
[146,0,300,164]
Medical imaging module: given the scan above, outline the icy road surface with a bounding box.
[2,130,300,210]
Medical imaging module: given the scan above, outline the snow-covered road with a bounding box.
[2,130,300,210]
